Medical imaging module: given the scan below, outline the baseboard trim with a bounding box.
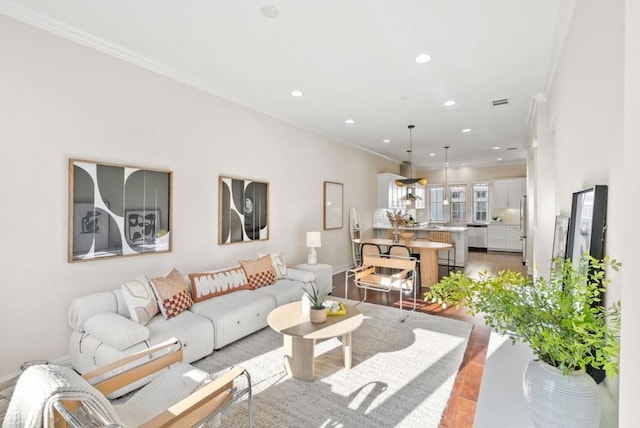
[0,354,71,383]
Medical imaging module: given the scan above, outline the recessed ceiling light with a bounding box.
[383,139,390,143]
[497,157,504,161]
[260,5,279,18]
[462,128,471,133]
[429,153,436,157]
[492,146,501,150]
[415,54,432,64]
[444,100,456,106]
[345,119,355,124]
[290,90,303,97]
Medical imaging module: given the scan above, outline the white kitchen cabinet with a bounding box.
[493,178,525,209]
[487,224,506,250]
[489,224,522,252]
[505,225,522,251]
[377,173,424,209]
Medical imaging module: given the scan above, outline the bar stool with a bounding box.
[429,231,456,272]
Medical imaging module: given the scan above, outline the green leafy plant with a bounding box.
[424,255,621,377]
[302,282,329,310]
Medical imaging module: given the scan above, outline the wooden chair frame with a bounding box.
[50,338,253,427]
[345,253,417,322]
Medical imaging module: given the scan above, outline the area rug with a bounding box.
[192,300,473,428]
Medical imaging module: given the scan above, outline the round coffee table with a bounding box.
[267,301,363,381]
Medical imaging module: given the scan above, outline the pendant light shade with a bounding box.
[395,125,428,187]
[443,145,450,206]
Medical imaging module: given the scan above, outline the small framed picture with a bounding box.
[323,181,343,230]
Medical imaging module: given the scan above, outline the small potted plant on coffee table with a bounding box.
[303,282,329,323]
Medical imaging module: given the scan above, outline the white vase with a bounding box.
[523,360,601,428]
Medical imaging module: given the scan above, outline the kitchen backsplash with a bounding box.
[496,208,521,224]
[373,208,417,227]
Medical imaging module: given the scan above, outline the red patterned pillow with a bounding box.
[239,255,275,289]
[150,268,193,319]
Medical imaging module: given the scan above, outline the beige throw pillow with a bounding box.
[257,252,287,279]
[150,268,193,319]
[240,255,275,289]
[121,275,159,325]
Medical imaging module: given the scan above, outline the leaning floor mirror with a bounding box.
[68,159,172,262]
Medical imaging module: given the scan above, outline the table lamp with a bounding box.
[306,231,321,265]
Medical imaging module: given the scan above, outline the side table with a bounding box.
[294,263,333,295]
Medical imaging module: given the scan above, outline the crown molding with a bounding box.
[0,1,216,95]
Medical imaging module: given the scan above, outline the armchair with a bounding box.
[345,253,417,322]
[4,338,252,428]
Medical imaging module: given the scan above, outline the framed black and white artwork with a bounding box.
[218,176,269,244]
[68,159,172,262]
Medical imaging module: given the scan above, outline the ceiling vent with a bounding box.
[491,98,510,108]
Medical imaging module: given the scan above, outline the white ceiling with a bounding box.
[1,0,575,170]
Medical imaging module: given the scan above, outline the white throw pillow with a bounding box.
[258,252,287,279]
[84,312,150,351]
[121,275,159,325]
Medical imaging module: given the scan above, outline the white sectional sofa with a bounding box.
[68,256,320,395]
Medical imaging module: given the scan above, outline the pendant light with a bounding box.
[395,125,428,188]
[443,145,450,206]
[396,125,427,208]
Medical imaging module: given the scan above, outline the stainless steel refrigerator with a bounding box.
[520,195,527,265]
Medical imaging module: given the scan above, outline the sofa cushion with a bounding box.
[145,310,214,363]
[253,278,305,306]
[120,275,159,325]
[84,312,150,351]
[239,255,275,289]
[188,266,250,303]
[190,289,275,349]
[150,268,193,319]
[257,252,288,279]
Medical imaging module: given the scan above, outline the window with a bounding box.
[472,183,489,222]
[428,185,444,222]
[449,185,466,221]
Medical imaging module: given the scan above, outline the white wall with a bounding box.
[0,16,397,375]
[620,0,640,426]
[529,0,629,421]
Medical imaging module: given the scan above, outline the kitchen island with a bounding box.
[373,225,468,267]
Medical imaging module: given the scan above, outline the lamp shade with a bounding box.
[306,231,322,248]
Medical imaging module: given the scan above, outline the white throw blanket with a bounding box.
[2,364,121,428]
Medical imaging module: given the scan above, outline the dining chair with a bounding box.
[359,243,381,264]
[388,244,420,288]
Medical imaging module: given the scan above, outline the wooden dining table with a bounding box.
[352,238,453,287]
